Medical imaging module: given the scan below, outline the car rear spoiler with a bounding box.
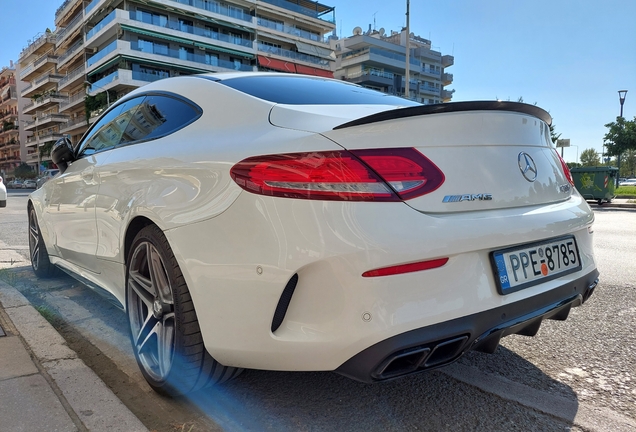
[333,101,552,130]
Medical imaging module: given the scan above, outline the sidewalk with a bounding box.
[593,197,636,209]
[0,265,147,431]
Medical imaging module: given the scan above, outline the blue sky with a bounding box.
[2,0,634,162]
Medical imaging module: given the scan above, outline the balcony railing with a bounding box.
[341,47,420,67]
[55,0,74,19]
[58,65,86,88]
[347,68,395,80]
[20,33,57,61]
[91,70,119,90]
[19,51,58,80]
[34,72,63,86]
[168,0,252,22]
[259,0,335,23]
[57,39,84,66]
[256,16,324,42]
[60,91,86,110]
[129,10,253,48]
[56,10,85,43]
[86,9,116,41]
[131,41,253,71]
[87,40,118,68]
[85,0,100,15]
[257,42,328,66]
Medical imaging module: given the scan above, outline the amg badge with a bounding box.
[443,193,493,203]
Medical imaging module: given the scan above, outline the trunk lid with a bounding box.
[321,102,572,213]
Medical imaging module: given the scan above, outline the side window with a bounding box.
[78,97,146,156]
[120,95,200,143]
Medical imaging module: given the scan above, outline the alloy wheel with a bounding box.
[28,209,40,270]
[127,241,176,382]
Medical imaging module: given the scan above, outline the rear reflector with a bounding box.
[362,258,449,277]
[230,148,445,201]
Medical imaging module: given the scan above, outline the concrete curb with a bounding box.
[0,280,148,432]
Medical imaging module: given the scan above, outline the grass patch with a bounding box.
[34,304,59,324]
[616,186,636,196]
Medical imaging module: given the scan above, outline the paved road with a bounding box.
[1,191,634,432]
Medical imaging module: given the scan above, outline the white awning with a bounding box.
[295,41,335,60]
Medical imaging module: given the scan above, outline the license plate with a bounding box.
[491,236,582,295]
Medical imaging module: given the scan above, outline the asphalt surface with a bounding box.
[1,190,634,432]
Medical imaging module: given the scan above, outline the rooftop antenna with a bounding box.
[373,11,378,30]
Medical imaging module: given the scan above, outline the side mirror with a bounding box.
[51,137,75,173]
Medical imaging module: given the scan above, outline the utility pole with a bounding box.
[617,90,627,186]
[404,0,410,99]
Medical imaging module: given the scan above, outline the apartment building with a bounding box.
[16,0,336,171]
[331,27,454,104]
[0,65,26,177]
[18,30,65,172]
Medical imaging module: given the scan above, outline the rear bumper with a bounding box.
[336,269,599,383]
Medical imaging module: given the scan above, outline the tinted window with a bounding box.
[78,97,146,155]
[120,95,200,143]
[218,76,420,106]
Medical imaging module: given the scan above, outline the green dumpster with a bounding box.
[570,166,618,205]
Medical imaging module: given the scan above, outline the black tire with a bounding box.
[0,200,6,208]
[125,225,242,396]
[28,206,58,277]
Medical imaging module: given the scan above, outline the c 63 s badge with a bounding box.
[443,193,493,203]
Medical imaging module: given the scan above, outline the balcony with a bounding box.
[345,68,394,87]
[442,55,454,68]
[257,42,328,67]
[86,9,117,44]
[20,52,59,81]
[59,116,88,134]
[128,10,254,50]
[55,0,82,25]
[341,47,419,70]
[442,72,453,85]
[442,89,455,101]
[419,85,440,96]
[258,0,335,24]
[87,40,120,69]
[169,0,253,23]
[0,86,17,105]
[56,10,85,47]
[24,92,68,114]
[19,32,57,63]
[58,65,86,91]
[21,73,64,98]
[23,113,68,131]
[257,16,325,43]
[59,91,86,112]
[57,39,85,69]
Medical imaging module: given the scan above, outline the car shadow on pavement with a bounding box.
[2,265,582,432]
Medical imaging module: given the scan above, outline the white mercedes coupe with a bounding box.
[28,73,598,395]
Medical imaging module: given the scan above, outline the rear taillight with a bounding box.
[230,148,445,201]
[554,149,574,186]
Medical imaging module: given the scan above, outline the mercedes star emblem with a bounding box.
[518,152,537,182]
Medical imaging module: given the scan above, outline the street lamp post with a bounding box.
[84,80,110,108]
[617,90,628,186]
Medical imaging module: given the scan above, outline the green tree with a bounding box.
[13,162,35,179]
[604,116,636,157]
[579,148,601,166]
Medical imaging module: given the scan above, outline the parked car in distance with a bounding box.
[36,169,60,189]
[28,73,599,396]
[8,180,23,189]
[618,179,636,187]
[22,179,37,189]
[0,176,6,207]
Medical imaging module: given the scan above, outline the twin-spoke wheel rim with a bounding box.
[128,241,176,382]
[28,209,40,270]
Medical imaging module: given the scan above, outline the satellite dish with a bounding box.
[353,26,363,35]
[379,28,385,36]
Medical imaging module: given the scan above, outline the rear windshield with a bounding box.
[218,75,420,106]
